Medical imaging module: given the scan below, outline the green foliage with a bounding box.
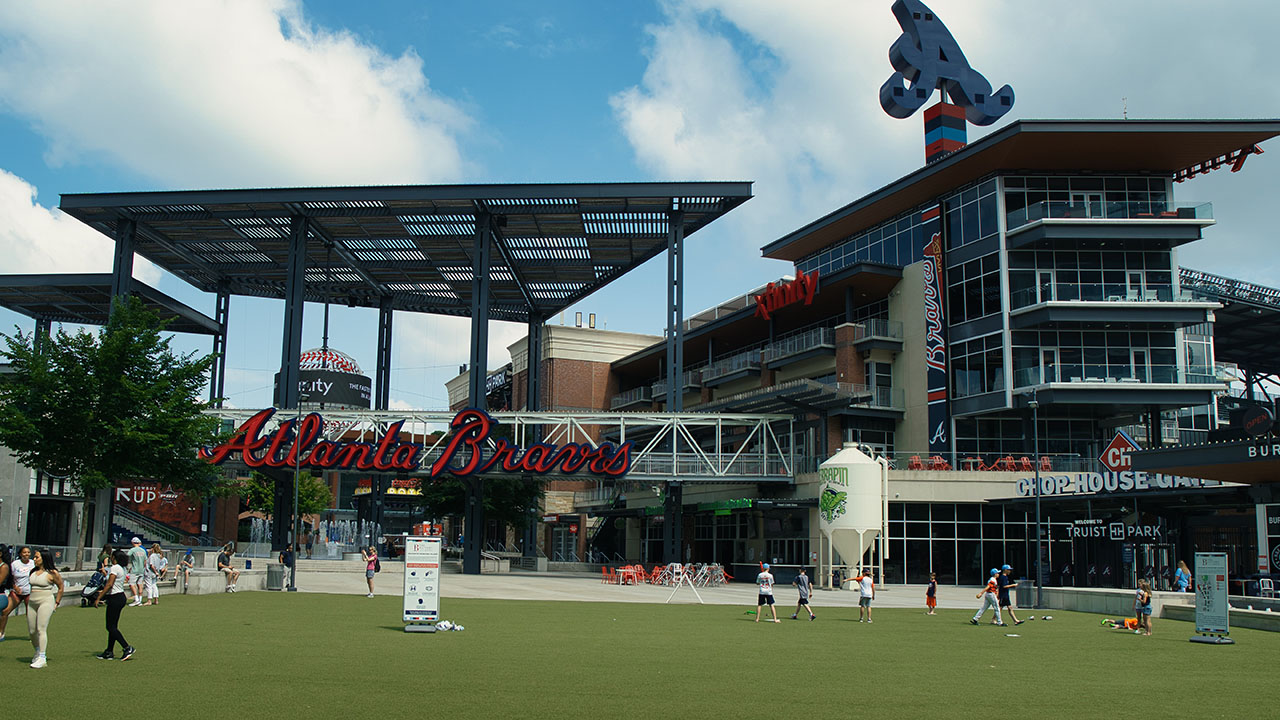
[417,475,544,529]
[241,471,332,517]
[0,297,225,495]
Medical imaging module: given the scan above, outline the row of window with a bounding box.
[942,179,999,248]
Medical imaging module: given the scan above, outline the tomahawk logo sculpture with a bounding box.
[878,0,1014,125]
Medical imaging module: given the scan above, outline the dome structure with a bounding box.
[299,347,362,374]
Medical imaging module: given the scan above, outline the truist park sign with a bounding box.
[754,270,818,320]
[200,408,632,478]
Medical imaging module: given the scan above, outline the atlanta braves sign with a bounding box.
[921,204,949,455]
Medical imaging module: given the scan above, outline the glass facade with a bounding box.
[1003,175,1170,227]
[951,332,1005,398]
[1008,248,1174,308]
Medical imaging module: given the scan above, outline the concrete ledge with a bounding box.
[1035,587,1192,617]
[1164,604,1280,632]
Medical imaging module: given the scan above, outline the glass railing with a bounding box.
[702,350,762,382]
[852,319,904,342]
[610,385,653,409]
[1009,283,1200,308]
[762,327,834,364]
[880,451,1094,473]
[1006,201,1213,231]
[834,382,905,410]
[1013,364,1219,387]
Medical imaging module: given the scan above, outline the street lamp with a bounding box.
[288,407,301,592]
[1028,391,1041,609]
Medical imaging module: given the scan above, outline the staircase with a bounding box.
[110,506,199,547]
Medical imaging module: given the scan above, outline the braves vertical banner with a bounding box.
[921,204,949,456]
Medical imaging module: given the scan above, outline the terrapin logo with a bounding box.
[819,487,848,525]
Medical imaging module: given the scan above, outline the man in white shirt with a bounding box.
[144,544,168,606]
[126,537,147,607]
[843,568,876,622]
[754,563,780,623]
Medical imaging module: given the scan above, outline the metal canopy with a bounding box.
[59,182,752,323]
[0,273,220,335]
[1181,267,1280,377]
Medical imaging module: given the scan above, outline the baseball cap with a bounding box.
[990,568,999,576]
[131,537,141,544]
[1001,564,1012,571]
[762,563,770,570]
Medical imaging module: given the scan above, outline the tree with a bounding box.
[0,297,226,568]
[417,476,545,533]
[240,470,333,518]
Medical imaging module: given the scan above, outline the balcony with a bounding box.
[851,318,904,352]
[1008,282,1218,328]
[610,385,653,410]
[651,369,704,400]
[701,350,762,387]
[763,327,835,368]
[1005,201,1214,249]
[1014,363,1218,387]
[1011,363,1222,407]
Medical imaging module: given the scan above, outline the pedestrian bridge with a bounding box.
[204,408,796,485]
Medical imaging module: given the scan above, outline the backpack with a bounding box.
[374,558,381,573]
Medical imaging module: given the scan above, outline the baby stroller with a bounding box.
[81,568,108,607]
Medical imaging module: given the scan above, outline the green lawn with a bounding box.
[2,592,1269,718]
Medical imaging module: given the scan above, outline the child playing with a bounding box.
[925,572,937,615]
[842,568,876,623]
[1102,617,1139,630]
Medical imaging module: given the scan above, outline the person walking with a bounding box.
[218,545,241,592]
[3,546,35,640]
[361,545,378,597]
[790,567,816,620]
[145,544,168,606]
[94,549,136,661]
[754,563,779,623]
[1135,579,1153,636]
[925,572,938,615]
[842,568,876,622]
[0,544,15,641]
[25,548,64,668]
[997,565,1023,625]
[1173,560,1191,592]
[126,537,147,606]
[970,569,1003,626]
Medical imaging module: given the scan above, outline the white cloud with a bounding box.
[0,0,471,188]
[0,168,161,282]
[611,0,1280,286]
[392,314,526,408]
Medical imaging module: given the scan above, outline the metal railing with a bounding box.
[834,382,905,410]
[1180,266,1280,309]
[1013,364,1219,387]
[651,369,704,398]
[113,505,195,545]
[1010,283,1203,309]
[1007,200,1213,231]
[852,319,903,342]
[882,451,1093,473]
[610,385,653,409]
[763,327,834,364]
[702,350,762,383]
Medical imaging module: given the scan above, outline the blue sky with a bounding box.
[1,0,1278,411]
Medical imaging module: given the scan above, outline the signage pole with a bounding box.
[1029,392,1042,609]
[289,403,301,591]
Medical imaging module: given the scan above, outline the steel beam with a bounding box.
[277,216,307,409]
[375,296,394,411]
[110,218,137,302]
[468,213,493,411]
[210,287,230,406]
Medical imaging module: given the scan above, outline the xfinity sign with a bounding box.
[1099,430,1141,472]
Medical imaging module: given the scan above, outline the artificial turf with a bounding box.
[0,591,1270,718]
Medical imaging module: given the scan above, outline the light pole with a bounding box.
[1028,391,1041,609]
[288,408,301,592]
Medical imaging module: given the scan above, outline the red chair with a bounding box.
[1039,456,1053,472]
[928,455,951,471]
[908,455,924,470]
[601,566,611,584]
[1018,457,1034,472]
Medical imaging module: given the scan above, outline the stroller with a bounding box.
[81,568,108,607]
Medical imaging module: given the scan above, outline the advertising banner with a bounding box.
[1194,552,1229,635]
[920,203,948,456]
[114,480,202,535]
[273,368,372,408]
[1265,504,1280,573]
[403,536,442,627]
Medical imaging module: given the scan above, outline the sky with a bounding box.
[1,0,1278,411]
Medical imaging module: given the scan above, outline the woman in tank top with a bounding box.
[26,548,64,668]
[0,544,13,641]
[2,546,34,642]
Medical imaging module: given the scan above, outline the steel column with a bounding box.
[464,214,492,575]
[526,316,543,412]
[33,318,51,356]
[666,210,685,413]
[110,218,137,303]
[663,483,684,564]
[210,287,229,406]
[277,215,307,409]
[375,296,394,411]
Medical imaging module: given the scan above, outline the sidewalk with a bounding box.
[291,564,982,609]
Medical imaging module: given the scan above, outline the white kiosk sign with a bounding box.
[1191,552,1234,645]
[403,536,441,633]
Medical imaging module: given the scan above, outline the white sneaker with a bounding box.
[366,593,374,598]
[30,655,46,669]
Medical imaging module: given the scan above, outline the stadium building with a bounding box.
[457,119,1280,589]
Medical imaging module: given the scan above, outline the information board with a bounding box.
[1194,552,1229,635]
[403,536,441,627]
